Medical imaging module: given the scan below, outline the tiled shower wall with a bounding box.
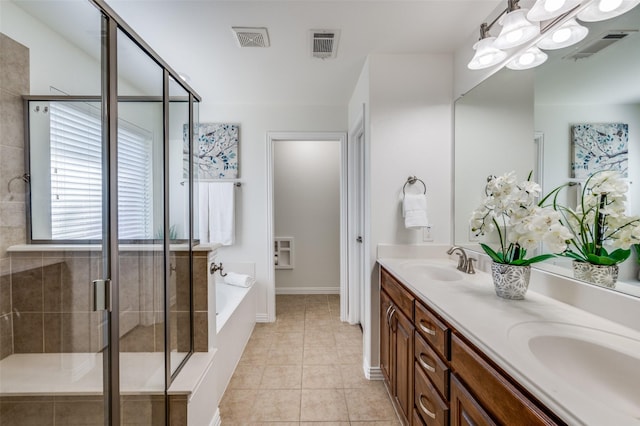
[2,250,209,360]
[0,33,29,360]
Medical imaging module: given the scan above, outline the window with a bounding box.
[49,102,154,240]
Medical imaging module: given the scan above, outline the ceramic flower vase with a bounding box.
[491,262,531,300]
[572,261,618,289]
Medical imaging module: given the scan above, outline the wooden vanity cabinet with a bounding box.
[380,266,566,426]
[451,334,565,426]
[381,270,415,425]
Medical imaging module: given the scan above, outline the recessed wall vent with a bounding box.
[311,30,340,59]
[563,30,637,60]
[232,27,270,48]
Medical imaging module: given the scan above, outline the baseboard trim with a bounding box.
[365,365,384,381]
[209,408,221,426]
[255,313,270,323]
[275,287,340,295]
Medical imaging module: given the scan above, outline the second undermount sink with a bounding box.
[508,321,640,419]
[396,260,464,282]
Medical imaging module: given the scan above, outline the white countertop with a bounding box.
[378,255,640,426]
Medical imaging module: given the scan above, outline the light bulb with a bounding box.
[467,37,507,70]
[537,18,588,50]
[494,9,540,49]
[519,53,536,65]
[545,0,565,12]
[507,47,548,70]
[552,28,572,43]
[528,0,582,21]
[599,0,624,12]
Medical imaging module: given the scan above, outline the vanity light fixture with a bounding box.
[527,0,582,22]
[506,46,548,69]
[537,18,589,49]
[493,0,540,49]
[468,23,509,69]
[577,0,640,21]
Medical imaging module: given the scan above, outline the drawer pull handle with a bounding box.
[419,321,437,336]
[419,394,436,419]
[418,353,436,373]
[385,305,393,325]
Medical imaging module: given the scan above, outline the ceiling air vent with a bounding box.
[311,30,340,59]
[232,27,270,48]
[563,30,637,60]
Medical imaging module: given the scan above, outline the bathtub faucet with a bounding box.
[210,262,228,277]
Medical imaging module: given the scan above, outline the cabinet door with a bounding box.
[380,290,393,385]
[392,306,415,424]
[450,374,497,426]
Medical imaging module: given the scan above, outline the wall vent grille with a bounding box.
[311,30,340,59]
[232,27,270,48]
[563,30,636,60]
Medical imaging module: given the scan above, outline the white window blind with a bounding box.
[49,102,154,240]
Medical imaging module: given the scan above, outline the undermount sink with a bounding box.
[396,260,463,282]
[508,321,640,419]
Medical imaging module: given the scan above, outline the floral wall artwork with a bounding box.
[184,123,239,179]
[571,123,628,179]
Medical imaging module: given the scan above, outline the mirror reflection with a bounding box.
[455,6,640,297]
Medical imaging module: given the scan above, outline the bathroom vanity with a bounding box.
[378,250,640,426]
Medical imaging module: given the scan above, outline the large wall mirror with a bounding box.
[454,5,640,297]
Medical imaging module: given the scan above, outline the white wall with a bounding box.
[198,104,347,320]
[274,140,341,292]
[348,53,454,374]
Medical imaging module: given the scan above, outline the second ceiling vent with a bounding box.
[232,27,270,48]
[311,30,340,59]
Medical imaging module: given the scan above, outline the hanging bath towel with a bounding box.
[208,182,235,245]
[402,193,429,229]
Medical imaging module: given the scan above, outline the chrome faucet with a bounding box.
[447,246,476,274]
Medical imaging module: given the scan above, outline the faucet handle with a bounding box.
[466,258,476,274]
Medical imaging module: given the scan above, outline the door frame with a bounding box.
[347,109,366,325]
[266,132,348,322]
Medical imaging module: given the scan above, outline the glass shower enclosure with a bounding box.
[0,0,201,424]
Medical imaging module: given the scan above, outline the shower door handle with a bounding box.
[92,279,111,312]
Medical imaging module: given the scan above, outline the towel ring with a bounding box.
[403,176,426,195]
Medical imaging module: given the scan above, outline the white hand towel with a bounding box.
[209,182,235,246]
[198,183,210,243]
[224,272,255,288]
[402,193,429,229]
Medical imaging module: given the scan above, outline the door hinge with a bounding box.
[92,279,111,312]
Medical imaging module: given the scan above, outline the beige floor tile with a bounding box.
[350,421,402,425]
[219,389,259,422]
[305,318,336,332]
[300,422,350,426]
[267,346,304,365]
[300,389,349,422]
[340,364,383,389]
[274,332,305,346]
[338,344,363,363]
[227,364,264,390]
[303,345,340,365]
[260,364,303,389]
[303,330,336,348]
[254,389,301,422]
[302,364,343,389]
[275,319,306,333]
[345,386,398,422]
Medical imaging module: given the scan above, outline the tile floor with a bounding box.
[219,294,401,425]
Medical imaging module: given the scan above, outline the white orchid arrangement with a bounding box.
[541,170,640,266]
[470,171,572,266]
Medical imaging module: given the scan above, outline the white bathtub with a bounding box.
[216,281,253,333]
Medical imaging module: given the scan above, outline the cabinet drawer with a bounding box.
[414,361,449,426]
[415,331,449,399]
[415,300,449,359]
[413,409,427,426]
[451,334,564,426]
[381,268,414,319]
